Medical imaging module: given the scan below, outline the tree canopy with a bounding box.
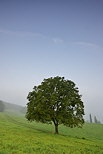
[26,76,84,134]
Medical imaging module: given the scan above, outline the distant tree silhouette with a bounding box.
[0,101,5,112]
[94,116,97,123]
[89,114,92,123]
[94,116,101,124]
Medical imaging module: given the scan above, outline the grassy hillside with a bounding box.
[0,112,103,154]
[0,100,26,113]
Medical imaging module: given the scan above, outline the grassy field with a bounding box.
[0,112,103,154]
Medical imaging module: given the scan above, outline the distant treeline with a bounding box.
[0,100,5,112]
[89,114,101,124]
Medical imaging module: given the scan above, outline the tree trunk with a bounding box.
[54,124,59,134]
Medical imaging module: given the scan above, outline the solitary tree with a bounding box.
[0,101,5,112]
[26,76,84,134]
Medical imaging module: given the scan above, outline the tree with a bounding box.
[26,76,84,134]
[0,101,5,112]
[89,114,92,123]
[94,116,101,124]
[94,116,98,124]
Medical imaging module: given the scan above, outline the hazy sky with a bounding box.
[0,0,103,121]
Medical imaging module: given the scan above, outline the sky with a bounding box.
[0,0,103,121]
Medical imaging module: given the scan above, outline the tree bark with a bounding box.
[55,124,59,134]
[52,118,59,134]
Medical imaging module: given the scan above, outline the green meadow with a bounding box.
[0,112,103,154]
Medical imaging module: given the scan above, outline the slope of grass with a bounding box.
[0,112,103,154]
[0,100,25,113]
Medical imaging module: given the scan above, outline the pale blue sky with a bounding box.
[0,0,103,121]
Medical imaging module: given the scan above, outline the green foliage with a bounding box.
[26,76,84,134]
[0,112,103,153]
[0,101,5,112]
